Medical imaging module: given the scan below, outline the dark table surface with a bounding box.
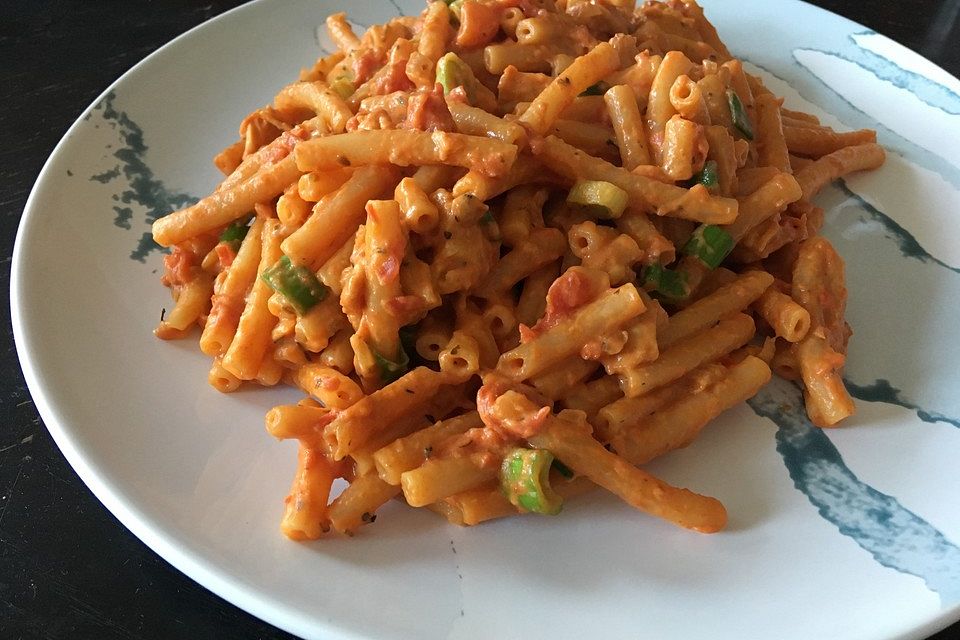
[2,1,959,638]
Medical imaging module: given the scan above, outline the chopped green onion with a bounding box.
[726,90,754,140]
[373,344,410,385]
[501,448,563,515]
[220,218,250,245]
[446,0,465,20]
[552,458,574,479]
[566,180,629,219]
[643,263,688,300]
[691,159,719,190]
[580,81,608,96]
[261,255,328,314]
[479,210,495,224]
[329,77,356,99]
[682,224,734,269]
[436,52,473,101]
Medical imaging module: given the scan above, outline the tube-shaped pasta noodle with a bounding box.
[277,184,312,228]
[274,81,352,133]
[452,154,555,201]
[597,362,722,441]
[784,126,877,158]
[319,328,355,374]
[612,356,771,466]
[484,42,553,74]
[620,313,755,398]
[614,209,675,266]
[529,356,599,401]
[295,364,364,410]
[660,115,705,181]
[497,65,552,104]
[516,261,560,327]
[208,357,242,393]
[280,445,338,540]
[549,120,619,159]
[479,227,566,298]
[326,367,466,459]
[696,72,733,131]
[722,172,802,242]
[793,143,886,202]
[316,233,355,296]
[646,51,693,162]
[294,130,518,177]
[326,12,360,52]
[216,117,322,193]
[560,375,622,419]
[395,177,439,234]
[358,200,406,362]
[668,74,709,123]
[444,474,596,526]
[658,270,773,349]
[795,336,854,427]
[536,135,738,224]
[373,411,482,485]
[265,404,335,449]
[414,314,452,362]
[703,125,738,197]
[791,237,855,426]
[282,165,401,271]
[515,15,563,45]
[447,101,526,145]
[604,84,652,169]
[518,42,620,136]
[255,356,284,387]
[754,93,791,172]
[600,300,660,376]
[497,284,645,381]
[528,412,727,533]
[328,474,401,535]
[214,140,245,175]
[754,287,811,343]
[222,220,284,380]
[161,271,213,332]
[411,164,466,193]
[401,455,497,507]
[439,331,481,377]
[297,168,353,202]
[153,154,300,247]
[418,0,451,64]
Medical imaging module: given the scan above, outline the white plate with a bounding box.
[12,1,960,638]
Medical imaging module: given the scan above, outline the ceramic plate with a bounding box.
[12,1,960,638]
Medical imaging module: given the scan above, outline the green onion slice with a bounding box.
[566,179,629,219]
[373,344,410,385]
[219,218,250,245]
[643,263,689,300]
[682,224,734,269]
[436,52,473,100]
[501,448,563,515]
[329,77,356,99]
[726,90,754,140]
[261,255,328,315]
[693,159,719,190]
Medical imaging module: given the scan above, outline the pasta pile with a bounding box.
[153,0,884,538]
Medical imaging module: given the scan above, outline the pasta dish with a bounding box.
[151,0,884,538]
